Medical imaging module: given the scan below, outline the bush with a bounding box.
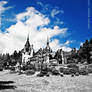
[67,63,79,69]
[79,68,88,75]
[25,70,35,75]
[46,73,50,77]
[69,68,78,74]
[27,64,35,70]
[10,66,15,71]
[10,71,17,74]
[51,69,60,75]
[75,72,79,76]
[71,74,74,77]
[4,66,10,70]
[88,68,92,73]
[0,68,3,71]
[62,66,79,75]
[41,66,49,74]
[41,70,48,75]
[87,64,92,73]
[49,66,60,75]
[59,67,64,73]
[18,71,23,75]
[37,72,44,77]
[22,65,28,71]
[63,68,71,75]
[60,74,64,77]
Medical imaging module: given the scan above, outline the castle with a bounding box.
[21,34,72,66]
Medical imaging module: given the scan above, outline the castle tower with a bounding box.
[22,34,34,65]
[43,37,52,54]
[43,37,52,64]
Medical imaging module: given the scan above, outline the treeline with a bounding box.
[0,38,92,69]
[78,38,92,64]
[52,38,92,64]
[0,50,22,68]
[67,38,92,64]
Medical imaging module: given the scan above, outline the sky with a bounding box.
[0,0,91,54]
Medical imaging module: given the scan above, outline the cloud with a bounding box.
[37,2,43,7]
[64,40,73,46]
[0,4,71,54]
[50,39,72,52]
[0,1,12,31]
[80,42,83,46]
[0,1,7,13]
[0,1,12,13]
[51,9,64,18]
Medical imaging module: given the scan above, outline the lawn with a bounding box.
[0,70,92,92]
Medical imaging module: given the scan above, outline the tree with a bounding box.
[54,49,62,64]
[78,40,91,64]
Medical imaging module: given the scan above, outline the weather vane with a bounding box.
[88,0,90,30]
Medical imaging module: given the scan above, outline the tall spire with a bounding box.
[47,36,49,46]
[25,32,30,47]
[27,31,29,41]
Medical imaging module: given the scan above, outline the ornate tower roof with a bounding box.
[25,33,30,48]
[43,37,52,53]
[24,33,31,52]
[47,36,49,46]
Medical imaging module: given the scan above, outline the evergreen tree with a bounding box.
[78,40,91,64]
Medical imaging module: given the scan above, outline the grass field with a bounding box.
[0,70,92,92]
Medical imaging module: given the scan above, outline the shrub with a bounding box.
[22,65,28,71]
[27,64,35,70]
[46,73,50,77]
[62,66,79,75]
[60,74,64,77]
[59,67,64,73]
[10,71,17,74]
[79,68,88,75]
[69,68,78,74]
[37,72,44,77]
[67,63,79,69]
[87,68,92,73]
[18,71,23,75]
[41,70,48,75]
[71,74,74,77]
[10,66,15,71]
[4,66,10,70]
[87,64,92,73]
[25,70,35,75]
[63,68,71,75]
[51,69,60,75]
[49,67,56,72]
[75,72,79,76]
[0,68,3,71]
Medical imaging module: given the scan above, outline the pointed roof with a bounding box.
[47,36,49,46]
[25,33,30,48]
[43,37,52,53]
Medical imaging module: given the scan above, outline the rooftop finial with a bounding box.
[47,36,49,45]
[27,30,30,41]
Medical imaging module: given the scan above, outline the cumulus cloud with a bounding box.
[0,3,71,54]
